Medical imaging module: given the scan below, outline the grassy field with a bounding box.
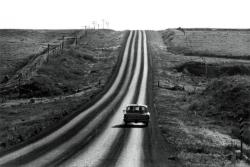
[0,29,124,98]
[0,29,125,151]
[149,30,250,166]
[0,29,81,81]
[162,29,250,59]
[0,93,92,148]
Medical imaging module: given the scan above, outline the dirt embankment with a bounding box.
[176,61,250,78]
[0,29,125,151]
[148,30,250,166]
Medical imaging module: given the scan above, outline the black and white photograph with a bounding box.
[0,0,250,166]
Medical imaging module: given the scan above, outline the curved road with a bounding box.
[0,30,180,167]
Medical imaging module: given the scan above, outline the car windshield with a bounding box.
[126,106,146,113]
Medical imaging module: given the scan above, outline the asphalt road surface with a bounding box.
[0,30,180,167]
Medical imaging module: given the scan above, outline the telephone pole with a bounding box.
[106,21,109,29]
[102,19,105,29]
[92,21,96,30]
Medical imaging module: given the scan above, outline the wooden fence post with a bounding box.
[62,36,64,51]
[239,117,245,159]
[99,79,101,87]
[48,44,50,56]
[18,73,22,97]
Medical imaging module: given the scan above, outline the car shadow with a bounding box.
[112,123,147,128]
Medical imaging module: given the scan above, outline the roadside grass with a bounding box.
[0,93,92,150]
[190,76,250,144]
[1,30,123,99]
[0,29,125,151]
[0,29,81,81]
[149,30,250,166]
[35,47,96,96]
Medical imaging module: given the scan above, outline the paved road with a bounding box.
[0,30,180,167]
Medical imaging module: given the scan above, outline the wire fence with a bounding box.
[47,36,78,56]
[1,28,112,102]
[0,34,81,99]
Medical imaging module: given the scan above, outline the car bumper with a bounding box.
[124,116,149,123]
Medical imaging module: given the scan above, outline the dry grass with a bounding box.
[0,93,92,149]
[0,29,81,81]
[0,29,125,151]
[0,30,124,98]
[162,29,250,59]
[148,30,250,166]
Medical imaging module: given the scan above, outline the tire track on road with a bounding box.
[49,30,139,167]
[58,30,143,167]
[114,30,147,167]
[96,30,145,167]
[0,31,134,167]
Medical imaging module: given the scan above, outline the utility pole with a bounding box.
[92,21,96,30]
[62,36,64,51]
[106,21,109,29]
[85,26,87,36]
[102,19,105,29]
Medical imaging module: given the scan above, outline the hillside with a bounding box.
[0,29,81,82]
[150,29,250,166]
[162,29,250,59]
[0,29,125,151]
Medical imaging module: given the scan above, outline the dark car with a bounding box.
[123,104,150,126]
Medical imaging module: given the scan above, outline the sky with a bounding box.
[0,0,250,30]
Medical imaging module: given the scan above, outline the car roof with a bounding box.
[127,104,148,108]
